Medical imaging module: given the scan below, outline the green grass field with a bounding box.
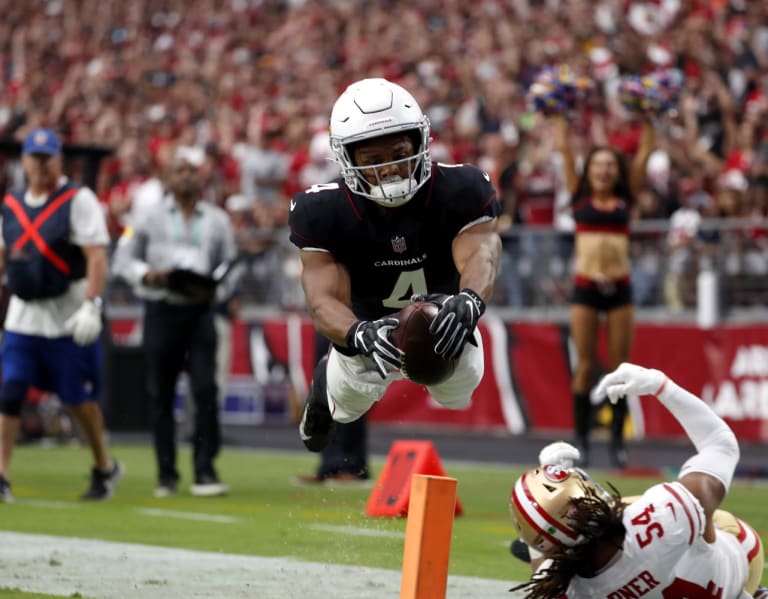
[0,442,766,598]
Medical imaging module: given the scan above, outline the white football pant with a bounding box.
[325,329,484,423]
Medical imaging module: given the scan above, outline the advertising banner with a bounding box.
[108,315,768,442]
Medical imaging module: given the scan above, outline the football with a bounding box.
[391,301,456,386]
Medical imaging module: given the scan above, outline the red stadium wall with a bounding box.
[109,315,768,442]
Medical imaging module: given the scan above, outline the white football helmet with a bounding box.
[329,78,431,208]
[509,464,608,554]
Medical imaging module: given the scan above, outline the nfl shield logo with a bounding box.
[391,235,406,253]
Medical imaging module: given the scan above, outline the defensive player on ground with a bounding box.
[508,363,767,599]
[288,77,501,452]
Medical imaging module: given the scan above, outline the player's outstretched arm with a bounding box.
[299,249,356,347]
[452,219,500,303]
[415,219,500,361]
[594,362,739,541]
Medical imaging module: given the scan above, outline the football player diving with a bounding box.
[508,363,767,599]
[288,78,501,452]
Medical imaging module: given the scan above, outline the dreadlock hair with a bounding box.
[510,482,627,599]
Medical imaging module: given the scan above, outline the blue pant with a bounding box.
[0,331,102,405]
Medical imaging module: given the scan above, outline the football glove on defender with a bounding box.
[346,318,403,379]
[538,441,581,468]
[412,289,485,360]
[593,362,666,404]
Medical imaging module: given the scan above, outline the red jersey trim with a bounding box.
[573,274,630,288]
[575,222,630,235]
[481,191,498,213]
[289,227,326,251]
[736,519,761,562]
[343,185,363,221]
[424,165,436,208]
[662,483,698,546]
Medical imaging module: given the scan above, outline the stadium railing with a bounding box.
[105,218,768,327]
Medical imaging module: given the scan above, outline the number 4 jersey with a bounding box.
[288,164,500,321]
[567,481,754,598]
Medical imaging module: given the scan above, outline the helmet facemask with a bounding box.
[341,141,428,207]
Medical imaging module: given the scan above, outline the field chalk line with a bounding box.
[0,531,519,598]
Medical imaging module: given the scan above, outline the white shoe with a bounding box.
[190,474,229,497]
[154,481,178,498]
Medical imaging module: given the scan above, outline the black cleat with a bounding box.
[299,355,335,452]
[0,474,14,503]
[298,396,336,452]
[81,459,124,500]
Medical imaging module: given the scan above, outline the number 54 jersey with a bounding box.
[288,164,499,321]
[567,481,757,599]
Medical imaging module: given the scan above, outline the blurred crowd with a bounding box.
[1,0,767,309]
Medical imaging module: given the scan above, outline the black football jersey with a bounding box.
[289,163,500,320]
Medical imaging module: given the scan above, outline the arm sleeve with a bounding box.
[656,378,739,489]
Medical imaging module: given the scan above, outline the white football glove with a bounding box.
[64,300,103,346]
[538,441,581,468]
[593,362,666,404]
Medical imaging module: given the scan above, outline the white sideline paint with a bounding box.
[20,498,241,524]
[22,501,409,539]
[136,507,240,524]
[18,499,77,510]
[0,531,522,598]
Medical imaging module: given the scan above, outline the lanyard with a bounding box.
[171,208,203,247]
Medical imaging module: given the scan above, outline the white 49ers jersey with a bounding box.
[567,482,749,599]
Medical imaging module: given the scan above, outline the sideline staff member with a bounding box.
[0,127,122,502]
[112,146,237,498]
